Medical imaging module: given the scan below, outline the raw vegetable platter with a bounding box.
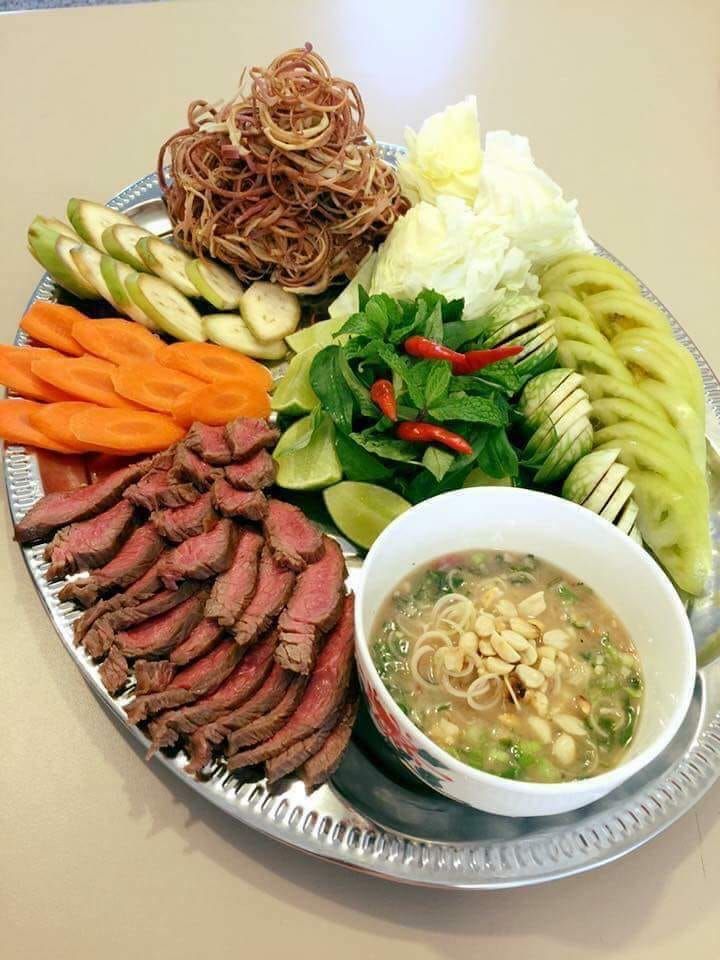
[6,149,720,889]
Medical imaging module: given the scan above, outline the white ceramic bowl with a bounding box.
[354,487,696,817]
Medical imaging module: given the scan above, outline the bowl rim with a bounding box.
[354,486,697,797]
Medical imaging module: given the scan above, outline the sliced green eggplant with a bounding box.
[517,369,582,427]
[561,448,623,505]
[557,339,634,384]
[203,313,287,359]
[67,198,135,252]
[616,497,640,536]
[534,416,593,485]
[186,258,244,310]
[99,256,159,330]
[27,224,97,299]
[126,272,204,341]
[525,391,590,461]
[102,224,154,272]
[582,462,630,515]
[600,478,636,524]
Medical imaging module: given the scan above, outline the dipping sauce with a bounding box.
[372,550,643,783]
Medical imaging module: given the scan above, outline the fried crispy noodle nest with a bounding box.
[158,44,408,294]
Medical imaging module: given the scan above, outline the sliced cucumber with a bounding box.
[553,316,616,355]
[542,290,594,326]
[204,313,287,359]
[271,346,321,415]
[561,448,622,506]
[599,478,635,524]
[594,422,704,496]
[590,398,677,445]
[186,258,244,310]
[541,254,636,290]
[240,281,301,342]
[557,339,634,384]
[126,272,204,342]
[612,328,704,416]
[136,236,198,296]
[70,244,115,305]
[525,390,590,461]
[27,224,97,299]
[582,373,668,420]
[102,224,154,272]
[67,198,135,252]
[534,417,593,485]
[583,290,671,338]
[582,462,630,515]
[31,215,82,244]
[640,378,705,472]
[99,255,159,330]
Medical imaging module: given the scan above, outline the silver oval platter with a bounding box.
[6,143,720,889]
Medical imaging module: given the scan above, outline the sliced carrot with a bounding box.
[111,361,204,413]
[0,345,76,402]
[29,401,104,452]
[72,317,163,366]
[172,381,271,427]
[38,451,89,493]
[156,342,273,391]
[20,302,86,356]
[0,399,78,453]
[30,353,136,409]
[70,407,185,453]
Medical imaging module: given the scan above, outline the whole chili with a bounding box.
[370,378,397,421]
[404,335,523,375]
[396,421,473,456]
[404,336,465,366]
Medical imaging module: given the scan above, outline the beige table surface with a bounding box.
[2,1,720,957]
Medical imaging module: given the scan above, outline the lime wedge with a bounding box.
[271,346,320,416]
[463,468,512,488]
[323,481,411,549]
[285,315,346,354]
[274,412,342,490]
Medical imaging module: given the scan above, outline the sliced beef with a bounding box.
[153,630,277,749]
[170,618,224,666]
[185,423,232,465]
[115,588,207,658]
[59,525,164,607]
[263,499,323,572]
[150,445,178,471]
[134,659,175,695]
[158,519,238,589]
[45,500,135,581]
[265,726,331,785]
[226,674,306,753]
[299,691,359,790]
[227,595,354,769]
[98,644,129,695]
[225,418,279,459]
[224,449,276,491]
[123,469,199,512]
[205,529,263,626]
[211,479,267,521]
[127,640,241,726]
[275,536,346,674]
[150,492,218,542]
[15,458,150,544]
[169,444,224,489]
[234,546,295,648]
[201,662,292,748]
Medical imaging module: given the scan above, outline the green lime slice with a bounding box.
[323,481,411,549]
[285,315,346,354]
[463,468,512,488]
[271,346,320,416]
[274,413,342,490]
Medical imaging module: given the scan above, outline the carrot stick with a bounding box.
[19,302,86,356]
[30,353,136,409]
[70,407,186,453]
[29,401,103,452]
[72,317,163,366]
[111,361,205,413]
[0,345,76,402]
[156,342,273,391]
[172,381,271,427]
[0,399,79,453]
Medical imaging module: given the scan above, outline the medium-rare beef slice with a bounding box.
[227,594,354,769]
[263,499,323,572]
[45,500,136,581]
[150,492,218,542]
[123,469,199,511]
[15,458,151,544]
[226,674,306,753]
[205,529,263,626]
[234,547,295,648]
[224,449,276,491]
[155,631,278,750]
[201,662,292,747]
[185,423,232,465]
[211,479,268,521]
[170,618,224,666]
[158,519,238,589]
[265,726,332,784]
[115,589,207,658]
[98,645,129,695]
[169,444,224,489]
[127,640,241,727]
[60,525,164,607]
[225,418,279,460]
[275,536,346,674]
[134,659,176,695]
[300,690,359,789]
[82,583,199,659]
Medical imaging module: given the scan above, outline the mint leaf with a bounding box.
[422,446,455,481]
[423,361,452,408]
[429,395,508,426]
[310,346,356,434]
[335,432,393,482]
[422,300,444,342]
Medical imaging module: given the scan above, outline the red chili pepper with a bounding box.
[455,344,524,374]
[396,421,473,456]
[370,378,397,421]
[404,336,465,366]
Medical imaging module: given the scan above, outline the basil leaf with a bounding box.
[338,351,376,418]
[310,346,356,434]
[422,446,455,481]
[350,431,420,463]
[428,395,508,426]
[335,432,393,482]
[477,428,519,479]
